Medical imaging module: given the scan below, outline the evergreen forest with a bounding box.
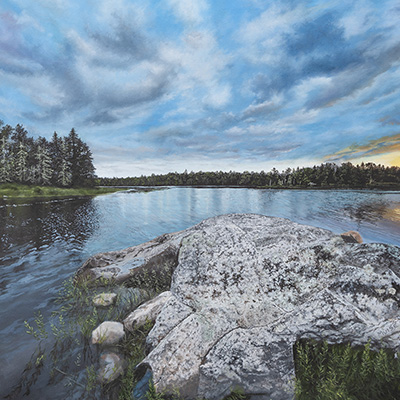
[0,121,95,187]
[97,163,400,189]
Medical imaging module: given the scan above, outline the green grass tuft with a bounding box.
[294,339,400,400]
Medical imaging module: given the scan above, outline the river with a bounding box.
[1,187,400,398]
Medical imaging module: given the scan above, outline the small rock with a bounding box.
[341,230,363,243]
[98,352,125,383]
[92,321,125,346]
[93,293,117,307]
[124,291,172,333]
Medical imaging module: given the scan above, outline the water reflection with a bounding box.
[0,197,98,255]
[383,204,400,222]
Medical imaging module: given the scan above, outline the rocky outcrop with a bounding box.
[81,214,400,400]
[75,231,183,284]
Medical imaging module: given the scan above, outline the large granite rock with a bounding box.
[81,214,400,400]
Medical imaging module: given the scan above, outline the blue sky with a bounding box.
[1,0,400,177]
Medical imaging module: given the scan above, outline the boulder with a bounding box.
[341,230,363,243]
[91,321,125,346]
[98,352,126,383]
[81,214,400,400]
[93,293,117,308]
[124,291,173,333]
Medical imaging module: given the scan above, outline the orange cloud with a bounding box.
[325,132,400,166]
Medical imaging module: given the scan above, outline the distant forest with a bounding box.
[97,163,400,189]
[0,121,95,187]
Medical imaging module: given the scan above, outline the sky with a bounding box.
[0,0,400,177]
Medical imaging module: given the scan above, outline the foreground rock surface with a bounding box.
[82,214,400,400]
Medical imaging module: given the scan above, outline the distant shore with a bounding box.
[0,183,122,199]
[1,183,399,200]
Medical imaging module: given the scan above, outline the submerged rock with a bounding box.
[81,214,400,400]
[91,321,125,346]
[93,293,117,308]
[98,352,125,383]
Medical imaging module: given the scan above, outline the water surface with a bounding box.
[1,188,400,398]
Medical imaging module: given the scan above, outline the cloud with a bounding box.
[166,0,208,25]
[88,18,154,65]
[241,98,283,120]
[325,132,400,163]
[380,116,400,126]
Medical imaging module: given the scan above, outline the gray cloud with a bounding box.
[88,17,154,67]
[305,41,400,110]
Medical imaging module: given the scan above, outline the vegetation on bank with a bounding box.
[0,183,121,198]
[0,121,95,187]
[294,339,400,399]
[97,162,400,190]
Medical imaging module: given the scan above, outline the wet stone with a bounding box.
[98,352,125,384]
[91,321,125,346]
[93,293,117,308]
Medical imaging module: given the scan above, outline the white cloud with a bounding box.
[97,0,150,27]
[339,1,374,39]
[167,0,209,25]
[205,83,232,108]
[238,3,304,65]
[159,29,232,110]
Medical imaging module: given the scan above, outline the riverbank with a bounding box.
[0,183,122,199]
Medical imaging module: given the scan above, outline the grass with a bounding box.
[0,183,122,198]
[294,339,400,400]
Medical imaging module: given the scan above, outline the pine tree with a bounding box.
[14,141,29,183]
[49,131,62,185]
[66,128,95,187]
[34,137,53,185]
[0,124,13,183]
[58,138,72,187]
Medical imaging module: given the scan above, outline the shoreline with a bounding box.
[0,184,123,199]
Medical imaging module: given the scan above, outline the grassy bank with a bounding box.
[0,183,122,199]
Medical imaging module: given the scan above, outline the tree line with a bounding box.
[0,121,95,187]
[97,162,400,189]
